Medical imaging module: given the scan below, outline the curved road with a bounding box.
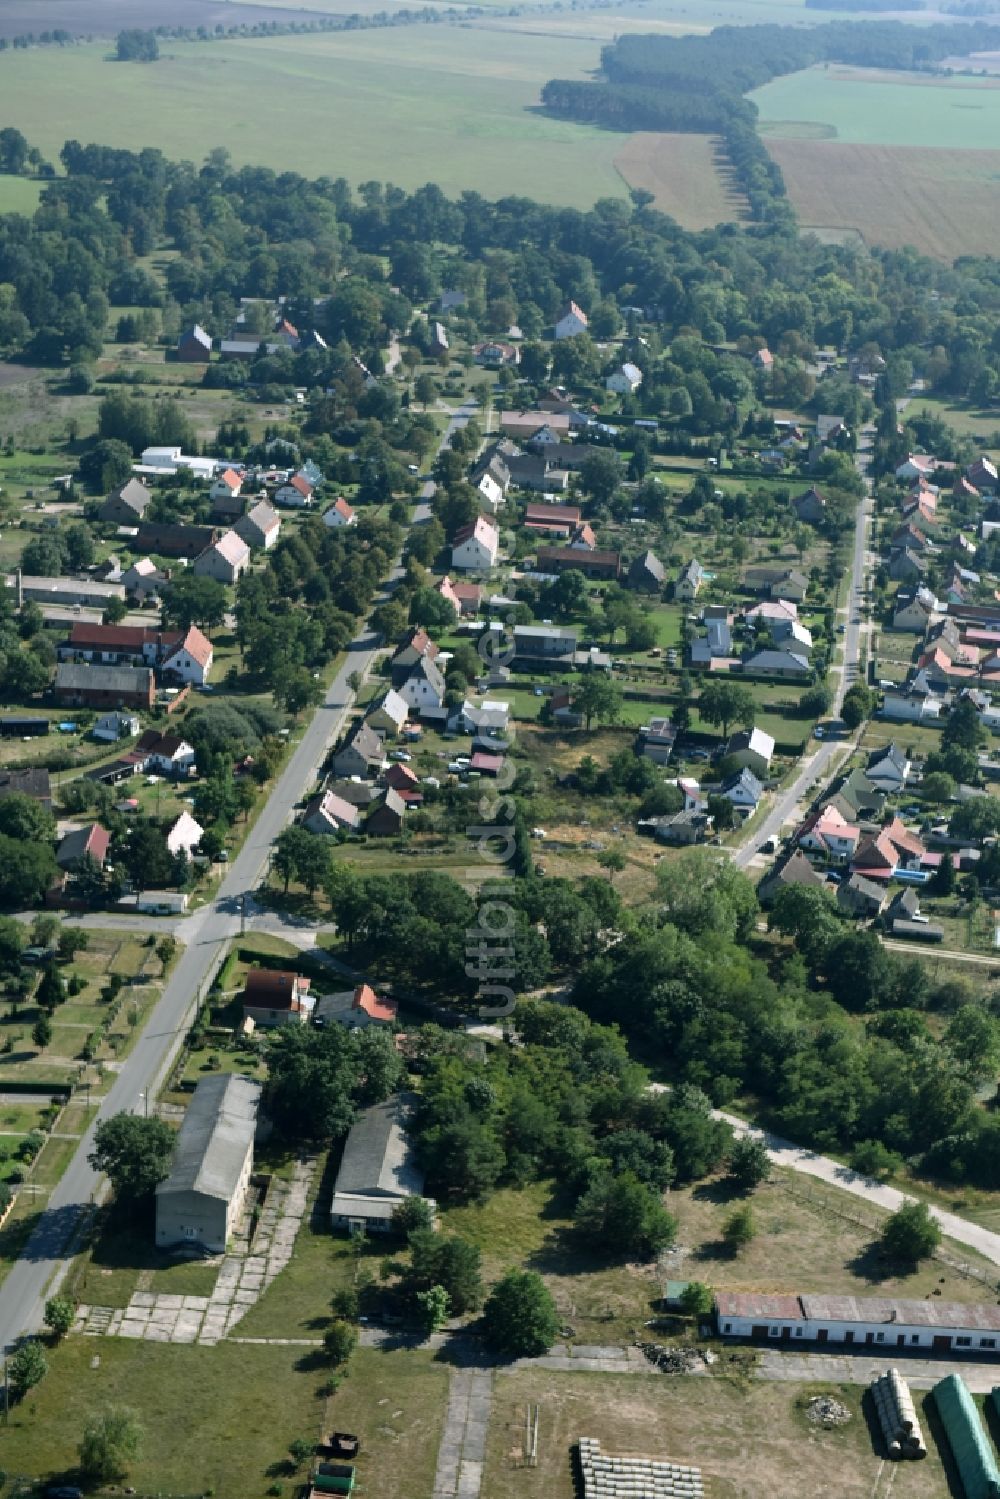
[0,401,475,1354]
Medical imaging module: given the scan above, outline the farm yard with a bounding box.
[767,140,1000,259]
[483,1370,951,1499]
[613,132,749,228]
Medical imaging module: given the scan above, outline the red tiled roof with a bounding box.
[352,983,397,1022]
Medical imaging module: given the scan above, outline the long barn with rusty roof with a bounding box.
[716,1290,1000,1356]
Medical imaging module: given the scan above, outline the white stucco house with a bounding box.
[452,515,499,572]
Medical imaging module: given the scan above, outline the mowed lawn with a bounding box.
[752,63,1000,148]
[0,1339,326,1497]
[0,32,629,205]
[767,138,1000,259]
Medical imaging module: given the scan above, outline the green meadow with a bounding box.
[753,63,1000,148]
[0,31,629,205]
[0,175,42,213]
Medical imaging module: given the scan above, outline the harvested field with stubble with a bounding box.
[614,132,749,228]
[767,139,1000,259]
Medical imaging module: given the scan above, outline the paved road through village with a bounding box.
[0,401,475,1355]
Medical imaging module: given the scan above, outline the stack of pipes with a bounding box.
[870,1369,927,1460]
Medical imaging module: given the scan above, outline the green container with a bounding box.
[313,1462,355,1495]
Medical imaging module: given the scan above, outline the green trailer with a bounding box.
[932,1374,1000,1499]
[311,1462,356,1495]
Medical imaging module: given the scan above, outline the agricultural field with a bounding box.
[0,174,42,213]
[768,139,1000,259]
[0,1,331,36]
[613,132,749,229]
[0,31,630,206]
[753,64,1000,150]
[484,1368,950,1499]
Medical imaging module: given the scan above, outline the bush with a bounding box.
[323,1320,357,1366]
[679,1281,714,1318]
[722,1205,755,1255]
[880,1201,940,1265]
[482,1270,560,1358]
[727,1137,770,1192]
[849,1139,902,1182]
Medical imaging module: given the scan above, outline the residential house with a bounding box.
[134,730,196,776]
[322,497,356,529]
[725,726,775,778]
[330,1093,430,1234]
[473,458,509,513]
[92,711,140,743]
[628,550,665,594]
[122,558,167,600]
[384,762,422,798]
[314,983,398,1030]
[139,447,219,482]
[889,547,926,584]
[968,456,999,494]
[473,341,519,367]
[99,478,152,526]
[210,469,243,506]
[792,486,826,524]
[429,321,449,356]
[513,625,577,669]
[366,688,409,738]
[675,559,705,602]
[606,363,642,395]
[757,849,826,906]
[235,501,281,552]
[439,289,466,313]
[332,724,385,779]
[536,547,621,581]
[893,588,941,632]
[648,807,712,845]
[746,599,799,632]
[751,347,774,371]
[500,411,571,441]
[690,616,733,667]
[367,787,407,836]
[570,523,597,551]
[881,686,944,724]
[275,474,314,508]
[742,647,810,679]
[866,743,910,793]
[881,816,927,870]
[886,887,922,925]
[554,301,589,340]
[798,805,861,864]
[163,626,214,686]
[505,454,569,494]
[816,414,847,444]
[398,656,446,714]
[56,822,110,873]
[524,502,582,537]
[743,567,809,602]
[391,628,440,684]
[166,811,204,858]
[176,324,213,362]
[154,1074,261,1254]
[896,455,938,483]
[136,522,219,559]
[0,768,51,809]
[838,873,887,919]
[450,699,511,736]
[720,767,763,813]
[639,718,677,766]
[242,969,314,1028]
[193,530,251,585]
[822,768,886,824]
[302,790,361,836]
[436,576,481,618]
[54,663,154,710]
[452,516,499,573]
[327,780,380,810]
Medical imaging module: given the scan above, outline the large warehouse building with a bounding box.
[716,1291,1000,1356]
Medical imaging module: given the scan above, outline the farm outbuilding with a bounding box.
[931,1374,1000,1499]
[716,1291,1000,1355]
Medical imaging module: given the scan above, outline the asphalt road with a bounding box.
[733,430,874,870]
[0,402,474,1354]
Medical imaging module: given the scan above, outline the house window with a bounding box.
[795,1328,803,1338]
[876,1332,885,1343]
[723,1323,732,1334]
[910,1335,919,1344]
[956,1336,972,1348]
[768,1326,780,1338]
[981,1338,996,1349]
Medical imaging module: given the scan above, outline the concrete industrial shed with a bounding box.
[330,1093,432,1235]
[716,1291,1000,1355]
[155,1074,262,1253]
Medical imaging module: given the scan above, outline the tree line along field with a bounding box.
[613,131,749,228]
[0,0,334,38]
